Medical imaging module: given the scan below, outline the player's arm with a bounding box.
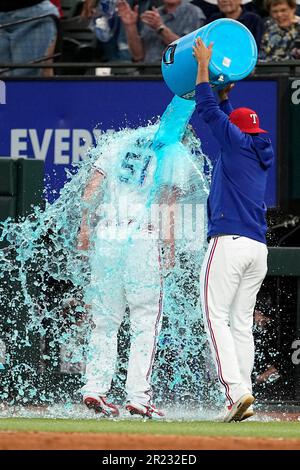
[218,84,235,115]
[77,169,104,251]
[193,38,243,151]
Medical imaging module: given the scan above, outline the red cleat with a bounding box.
[125,402,165,419]
[83,394,119,417]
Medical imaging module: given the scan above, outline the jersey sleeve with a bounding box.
[93,152,111,177]
[195,83,245,154]
[219,98,234,116]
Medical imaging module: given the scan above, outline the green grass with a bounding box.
[0,418,300,440]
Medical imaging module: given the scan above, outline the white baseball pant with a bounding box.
[200,235,268,406]
[81,227,163,406]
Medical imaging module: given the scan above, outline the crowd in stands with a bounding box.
[1,0,300,75]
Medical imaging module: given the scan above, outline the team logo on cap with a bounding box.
[229,107,267,134]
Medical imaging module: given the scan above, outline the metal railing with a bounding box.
[0,61,299,78]
[0,13,58,29]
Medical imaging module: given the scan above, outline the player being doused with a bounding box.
[78,96,209,418]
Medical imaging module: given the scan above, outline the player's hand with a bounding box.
[218,83,235,102]
[193,37,213,65]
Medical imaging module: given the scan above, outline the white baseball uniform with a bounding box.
[81,129,192,406]
[200,235,268,406]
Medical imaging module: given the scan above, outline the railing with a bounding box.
[0,13,58,29]
[0,61,299,78]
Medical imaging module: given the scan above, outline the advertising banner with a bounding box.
[0,78,277,205]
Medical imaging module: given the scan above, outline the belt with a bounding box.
[208,234,241,242]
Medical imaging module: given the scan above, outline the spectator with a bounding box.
[81,0,130,62]
[0,1,60,77]
[82,0,98,18]
[192,0,268,20]
[259,0,300,61]
[118,0,206,63]
[206,0,264,49]
[81,0,133,62]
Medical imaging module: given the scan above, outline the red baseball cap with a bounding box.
[229,107,267,134]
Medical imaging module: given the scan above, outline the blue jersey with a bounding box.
[195,83,274,244]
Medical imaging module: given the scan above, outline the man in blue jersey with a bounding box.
[193,37,274,422]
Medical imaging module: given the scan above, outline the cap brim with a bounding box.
[242,128,268,134]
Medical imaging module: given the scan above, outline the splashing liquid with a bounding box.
[0,95,222,417]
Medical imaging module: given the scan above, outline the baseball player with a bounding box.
[193,38,274,422]
[78,97,196,418]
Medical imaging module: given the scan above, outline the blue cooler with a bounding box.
[161,19,257,100]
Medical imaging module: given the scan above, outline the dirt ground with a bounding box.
[1,432,300,450]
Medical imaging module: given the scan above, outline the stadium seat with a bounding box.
[0,158,44,222]
[59,16,97,74]
[0,159,17,221]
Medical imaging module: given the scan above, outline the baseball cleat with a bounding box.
[240,405,254,421]
[223,393,255,423]
[125,402,165,419]
[83,394,119,417]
